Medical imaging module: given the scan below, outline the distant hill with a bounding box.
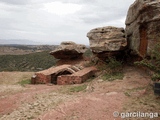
[0,39,42,45]
[0,51,57,72]
[0,44,58,55]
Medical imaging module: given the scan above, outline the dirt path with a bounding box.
[0,66,155,120]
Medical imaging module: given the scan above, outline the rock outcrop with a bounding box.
[50,41,87,59]
[125,0,160,57]
[87,26,127,59]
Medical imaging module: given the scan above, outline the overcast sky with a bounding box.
[0,0,135,45]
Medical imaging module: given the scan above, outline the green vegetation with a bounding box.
[101,57,124,81]
[11,45,34,50]
[69,84,87,92]
[0,44,57,51]
[57,84,87,94]
[83,48,93,58]
[18,79,31,86]
[0,51,57,72]
[102,72,124,81]
[124,86,146,97]
[135,44,160,81]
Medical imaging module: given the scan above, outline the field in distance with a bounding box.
[0,44,58,72]
[0,44,57,55]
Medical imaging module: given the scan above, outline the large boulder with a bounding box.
[125,0,160,58]
[50,41,87,59]
[87,26,127,59]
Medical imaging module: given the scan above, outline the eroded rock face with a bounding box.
[50,41,87,59]
[125,0,160,57]
[87,26,127,59]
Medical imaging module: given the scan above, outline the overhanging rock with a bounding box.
[50,41,87,59]
[87,26,127,59]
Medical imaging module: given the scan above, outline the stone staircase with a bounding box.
[66,65,84,73]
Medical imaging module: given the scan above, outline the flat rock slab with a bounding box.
[50,41,87,59]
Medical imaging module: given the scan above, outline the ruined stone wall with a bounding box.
[32,73,51,84]
[57,76,82,85]
[57,67,97,85]
[81,71,94,83]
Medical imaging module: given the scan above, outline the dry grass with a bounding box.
[0,72,34,85]
[123,85,160,120]
[0,72,34,97]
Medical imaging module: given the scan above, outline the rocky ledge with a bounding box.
[87,26,127,59]
[50,41,87,59]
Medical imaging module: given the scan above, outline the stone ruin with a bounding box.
[31,64,97,85]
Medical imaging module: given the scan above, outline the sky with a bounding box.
[0,0,135,45]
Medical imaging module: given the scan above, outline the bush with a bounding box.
[106,57,123,73]
[83,48,93,58]
[135,44,160,81]
[102,57,124,81]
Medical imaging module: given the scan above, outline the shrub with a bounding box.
[106,57,123,73]
[102,57,124,81]
[135,44,160,81]
[83,48,93,58]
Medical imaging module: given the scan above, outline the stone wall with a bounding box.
[31,73,51,84]
[57,67,97,85]
[57,76,82,85]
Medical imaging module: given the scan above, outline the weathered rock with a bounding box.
[87,26,127,59]
[50,41,87,59]
[125,0,160,57]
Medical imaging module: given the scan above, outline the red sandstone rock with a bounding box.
[50,41,87,59]
[125,0,160,57]
[87,26,127,59]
